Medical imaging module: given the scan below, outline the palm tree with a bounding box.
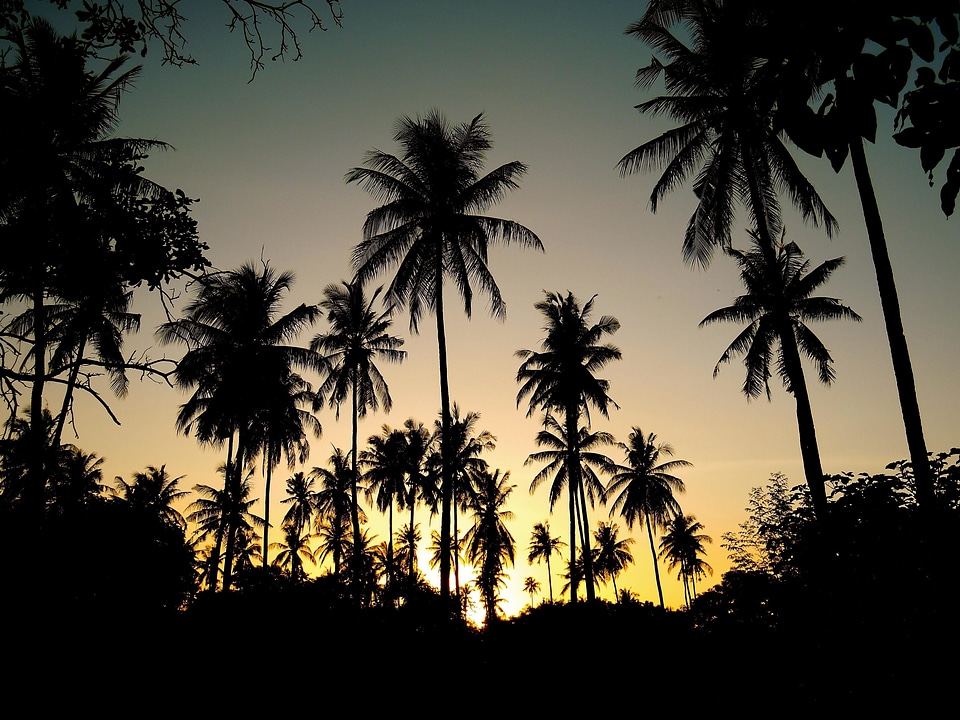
[280,471,319,538]
[311,280,406,586]
[516,290,621,602]
[399,419,434,584]
[311,446,362,580]
[431,404,495,599]
[527,521,565,603]
[463,469,516,625]
[524,413,616,602]
[700,233,861,519]
[393,522,423,593]
[158,261,323,591]
[659,514,712,608]
[592,521,635,602]
[523,576,541,607]
[347,110,543,599]
[271,523,315,581]
[360,424,409,590]
[0,19,181,515]
[314,512,352,578]
[113,465,189,530]
[606,428,688,607]
[618,0,837,267]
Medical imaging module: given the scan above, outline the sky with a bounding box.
[31,0,960,614]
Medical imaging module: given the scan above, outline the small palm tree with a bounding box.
[523,576,541,607]
[113,465,189,530]
[606,428,689,607]
[659,514,712,608]
[592,521,635,602]
[348,110,542,599]
[280,471,319,538]
[700,233,861,520]
[463,469,516,625]
[271,523,315,581]
[360,425,408,590]
[312,446,355,580]
[527,521,565,603]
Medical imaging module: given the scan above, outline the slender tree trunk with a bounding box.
[28,282,48,518]
[566,409,579,603]
[350,378,363,593]
[546,552,554,602]
[409,494,416,583]
[436,266,453,602]
[262,442,272,568]
[576,473,597,602]
[646,514,665,608]
[848,137,933,507]
[222,433,245,591]
[52,332,87,448]
[778,323,829,520]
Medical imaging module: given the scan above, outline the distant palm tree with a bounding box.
[49,446,108,511]
[158,261,323,590]
[400,419,434,584]
[527,521,565,603]
[360,425,408,590]
[523,576,541,607]
[523,410,617,602]
[113,465,189,530]
[592,521,635,602]
[700,233,860,520]
[606,428,688,607]
[314,512,351,578]
[659,514,713,608]
[312,446,355,580]
[271,523,315,581]
[463,469,516,625]
[348,110,542,599]
[280,471,319,538]
[393,522,423,589]
[311,280,405,586]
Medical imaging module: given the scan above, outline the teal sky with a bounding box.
[40,1,960,612]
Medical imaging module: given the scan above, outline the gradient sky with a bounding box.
[37,0,960,614]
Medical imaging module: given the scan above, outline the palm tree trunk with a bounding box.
[576,474,597,602]
[566,410,580,603]
[436,265,453,602]
[52,332,88,448]
[778,324,829,520]
[222,433,245,591]
[646,514,665,608]
[350,378,363,593]
[28,282,48,519]
[546,553,554,602]
[848,137,934,507]
[262,442,272,568]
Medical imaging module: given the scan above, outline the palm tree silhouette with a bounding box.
[463,469,516,625]
[524,413,617,602]
[360,424,409,591]
[658,514,713,607]
[606,428,688,607]
[113,465,189,531]
[618,0,837,267]
[311,446,356,580]
[347,110,542,599]
[523,576,541,607]
[517,290,620,603]
[592,521,635,602]
[527,521,565,603]
[280,471,319,539]
[271,523,315,581]
[700,233,861,519]
[158,261,323,590]
[311,280,405,586]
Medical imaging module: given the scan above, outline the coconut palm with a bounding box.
[158,261,323,591]
[399,419,434,584]
[516,290,621,602]
[280,471,319,538]
[347,110,542,599]
[700,233,861,519]
[527,521,565,603]
[659,514,713,607]
[606,428,688,607]
[524,412,616,602]
[271,523,315,581]
[311,280,405,585]
[592,521,635,602]
[463,469,516,625]
[314,512,351,578]
[618,0,837,267]
[311,446,355,580]
[523,576,541,607]
[360,425,409,589]
[113,465,189,530]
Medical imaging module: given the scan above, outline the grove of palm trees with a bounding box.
[2,1,958,711]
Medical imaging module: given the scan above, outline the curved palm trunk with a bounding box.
[222,432,246,591]
[546,552,554,602]
[386,503,395,593]
[52,332,87,448]
[28,282,48,519]
[436,268,453,603]
[646,514,665,608]
[566,408,596,602]
[778,323,829,520]
[408,493,417,583]
[350,379,364,594]
[566,411,580,603]
[262,443,273,568]
[849,137,933,507]
[576,475,597,602]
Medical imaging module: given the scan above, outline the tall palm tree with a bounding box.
[606,427,688,607]
[592,521,635,602]
[618,0,837,267]
[517,290,620,602]
[158,261,323,591]
[311,280,405,586]
[463,469,516,626]
[700,233,861,519]
[113,465,189,531]
[347,110,543,600]
[527,521,565,603]
[659,514,713,608]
